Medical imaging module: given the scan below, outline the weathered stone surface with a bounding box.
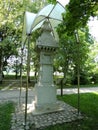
[33,21,59,113]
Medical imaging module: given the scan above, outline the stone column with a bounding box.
[33,21,62,114]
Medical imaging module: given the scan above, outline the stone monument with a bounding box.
[33,21,63,114]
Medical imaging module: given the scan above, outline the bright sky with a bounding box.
[88,17,98,42]
[57,0,69,6]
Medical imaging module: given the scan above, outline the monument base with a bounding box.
[32,100,64,115]
[34,84,57,105]
[32,84,64,115]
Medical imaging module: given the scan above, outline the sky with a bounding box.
[57,0,69,6]
[88,17,98,42]
[57,0,98,42]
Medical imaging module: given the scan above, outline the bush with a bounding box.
[91,73,98,84]
[71,71,90,85]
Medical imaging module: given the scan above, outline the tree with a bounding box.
[65,0,98,34]
[0,0,49,83]
[48,0,98,33]
[86,41,98,84]
[47,0,97,85]
[0,0,32,82]
[54,26,91,85]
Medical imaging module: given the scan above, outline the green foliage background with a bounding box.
[0,0,98,85]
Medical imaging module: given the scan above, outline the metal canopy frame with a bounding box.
[22,2,65,44]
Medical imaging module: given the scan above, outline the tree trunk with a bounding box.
[61,61,69,96]
[0,73,2,84]
[15,59,18,79]
[0,49,3,84]
[60,78,63,96]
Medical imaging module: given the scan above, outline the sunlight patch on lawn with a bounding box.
[93,92,98,95]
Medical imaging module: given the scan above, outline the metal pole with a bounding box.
[75,30,80,115]
[19,48,23,105]
[25,35,30,126]
[60,78,63,96]
[77,52,80,115]
[19,38,27,107]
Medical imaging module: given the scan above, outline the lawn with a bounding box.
[0,102,15,130]
[0,74,36,90]
[45,92,98,130]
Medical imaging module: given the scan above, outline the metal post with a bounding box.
[75,30,80,115]
[60,78,63,96]
[19,48,23,105]
[25,35,30,126]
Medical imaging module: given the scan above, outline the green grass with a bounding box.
[3,74,35,80]
[72,84,98,88]
[56,83,98,89]
[44,92,98,130]
[58,92,98,118]
[0,80,15,90]
[0,102,15,130]
[0,74,36,90]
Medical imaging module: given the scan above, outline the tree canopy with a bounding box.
[0,0,98,85]
[48,0,98,35]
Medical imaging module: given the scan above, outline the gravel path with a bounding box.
[0,87,98,101]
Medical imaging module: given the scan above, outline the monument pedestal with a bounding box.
[32,84,63,115]
[34,84,56,106]
[32,84,64,115]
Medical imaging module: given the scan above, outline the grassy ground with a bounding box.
[56,83,98,89]
[0,74,36,90]
[44,92,98,130]
[0,102,15,130]
[0,81,11,90]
